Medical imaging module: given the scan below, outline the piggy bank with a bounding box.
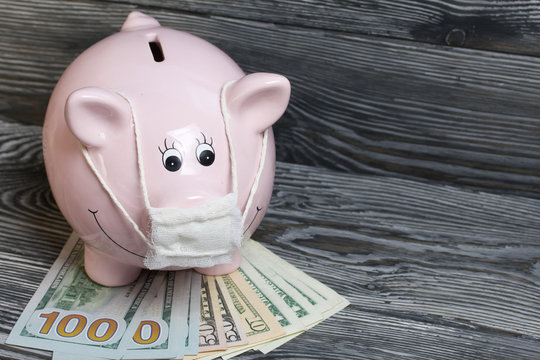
[42,11,290,286]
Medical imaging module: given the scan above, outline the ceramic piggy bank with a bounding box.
[42,11,290,286]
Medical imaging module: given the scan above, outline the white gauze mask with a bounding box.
[80,85,268,269]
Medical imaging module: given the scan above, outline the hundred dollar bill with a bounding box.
[120,270,192,359]
[198,275,227,352]
[52,271,201,360]
[51,273,168,360]
[7,233,161,359]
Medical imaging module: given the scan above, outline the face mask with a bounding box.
[143,192,242,269]
[80,82,268,269]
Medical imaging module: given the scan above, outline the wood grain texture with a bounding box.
[1,1,540,359]
[263,163,540,337]
[95,0,540,56]
[0,120,539,359]
[1,1,540,197]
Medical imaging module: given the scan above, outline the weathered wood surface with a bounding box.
[1,0,540,359]
[41,0,540,56]
[1,1,540,197]
[0,120,539,359]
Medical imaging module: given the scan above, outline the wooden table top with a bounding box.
[1,1,539,359]
[1,120,539,359]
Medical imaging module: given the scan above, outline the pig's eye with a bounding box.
[196,133,215,166]
[159,139,182,172]
[162,148,182,171]
[196,143,215,166]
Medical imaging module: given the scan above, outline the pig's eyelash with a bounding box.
[158,138,176,154]
[196,132,213,146]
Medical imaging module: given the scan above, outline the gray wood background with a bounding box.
[1,1,539,359]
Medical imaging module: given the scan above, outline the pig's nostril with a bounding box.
[149,40,164,62]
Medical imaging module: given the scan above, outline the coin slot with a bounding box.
[149,40,164,62]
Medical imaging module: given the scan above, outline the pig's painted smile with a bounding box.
[90,206,263,257]
[89,209,146,258]
[244,206,263,235]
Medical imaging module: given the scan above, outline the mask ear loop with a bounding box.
[80,90,155,250]
[221,80,269,228]
[242,129,268,225]
[221,81,239,198]
[117,91,156,248]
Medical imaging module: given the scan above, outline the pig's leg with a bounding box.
[84,245,141,286]
[194,248,242,275]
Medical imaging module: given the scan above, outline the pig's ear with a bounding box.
[222,73,290,134]
[121,11,160,31]
[65,87,132,148]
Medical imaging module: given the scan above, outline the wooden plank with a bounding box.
[0,121,539,359]
[84,0,540,56]
[273,310,540,360]
[260,162,540,339]
[1,1,540,196]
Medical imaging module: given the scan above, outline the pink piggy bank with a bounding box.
[42,12,290,286]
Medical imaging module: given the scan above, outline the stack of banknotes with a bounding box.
[7,233,349,359]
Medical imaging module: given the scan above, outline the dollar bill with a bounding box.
[190,262,307,360]
[120,270,194,359]
[237,262,307,335]
[198,274,227,352]
[51,352,104,360]
[6,233,165,359]
[187,271,286,360]
[240,240,350,353]
[12,234,349,360]
[242,239,349,317]
[52,271,201,360]
[242,257,322,327]
[220,271,285,343]
[183,271,202,356]
[209,276,247,347]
